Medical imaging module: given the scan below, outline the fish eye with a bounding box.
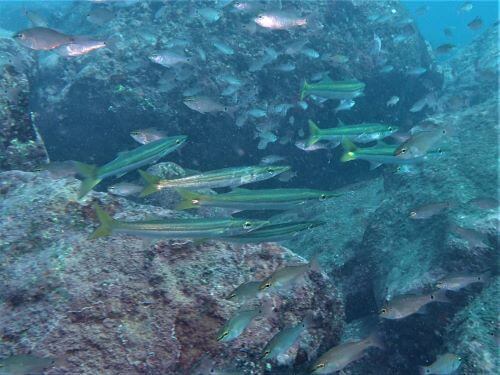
[243,221,252,229]
[258,15,263,19]
[399,148,407,154]
[388,126,393,131]
[430,294,435,300]
[263,350,270,357]
[425,370,431,374]
[175,139,181,144]
[315,363,326,369]
[319,194,327,201]
[409,211,417,217]
[266,167,274,173]
[380,308,387,314]
[228,293,236,299]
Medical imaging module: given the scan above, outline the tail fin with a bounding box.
[139,170,161,197]
[75,162,101,199]
[90,204,115,239]
[306,120,322,147]
[175,189,204,210]
[430,289,451,304]
[300,80,309,100]
[340,137,358,162]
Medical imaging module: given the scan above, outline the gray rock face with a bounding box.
[0,171,344,374]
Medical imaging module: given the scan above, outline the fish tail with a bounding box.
[306,120,321,147]
[75,162,101,199]
[90,204,115,239]
[175,189,203,210]
[300,80,309,100]
[139,170,161,197]
[340,137,357,162]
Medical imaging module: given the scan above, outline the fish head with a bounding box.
[13,31,28,41]
[310,361,328,373]
[263,165,291,178]
[379,305,399,319]
[216,327,230,342]
[258,276,274,291]
[409,211,418,219]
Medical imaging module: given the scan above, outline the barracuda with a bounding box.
[224,221,325,243]
[90,205,268,239]
[76,135,187,199]
[306,120,398,147]
[139,165,290,197]
[175,188,341,210]
[300,77,365,100]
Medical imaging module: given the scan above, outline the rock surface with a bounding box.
[0,171,344,374]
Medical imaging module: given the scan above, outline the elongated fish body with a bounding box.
[310,334,384,373]
[224,221,325,243]
[76,135,187,198]
[379,290,450,320]
[262,319,309,359]
[259,255,320,291]
[139,165,290,197]
[226,280,261,302]
[301,78,365,100]
[175,188,340,210]
[90,205,268,240]
[13,27,74,50]
[308,120,397,147]
[395,128,447,159]
[217,307,265,342]
[419,353,461,375]
[436,272,489,291]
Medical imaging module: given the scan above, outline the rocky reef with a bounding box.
[0,171,343,374]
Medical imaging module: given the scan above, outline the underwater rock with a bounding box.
[0,171,344,374]
[0,37,48,172]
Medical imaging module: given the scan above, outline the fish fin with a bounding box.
[369,161,383,170]
[337,118,346,126]
[309,254,321,272]
[175,189,202,210]
[75,162,101,199]
[306,120,321,146]
[90,204,115,239]
[139,170,161,197]
[430,289,451,303]
[300,80,309,100]
[366,331,385,350]
[340,151,356,162]
[341,137,357,152]
[319,75,334,84]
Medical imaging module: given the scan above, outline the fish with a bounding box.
[107,182,143,197]
[307,120,398,147]
[301,77,366,101]
[379,290,450,320]
[0,354,55,375]
[310,333,384,373]
[407,67,427,76]
[216,303,272,342]
[254,11,307,30]
[327,54,349,64]
[419,353,462,375]
[224,221,325,243]
[247,108,267,118]
[410,96,428,112]
[340,138,444,170]
[394,127,448,159]
[379,65,394,74]
[195,7,222,23]
[458,2,473,13]
[260,155,286,165]
[13,27,74,50]
[274,62,296,72]
[301,48,320,59]
[467,197,499,210]
[259,255,319,292]
[295,140,329,152]
[225,280,261,302]
[262,316,312,359]
[335,99,355,113]
[90,204,268,240]
[436,43,455,54]
[37,160,79,179]
[139,165,290,197]
[54,39,106,57]
[284,38,309,56]
[87,7,114,25]
[149,51,192,68]
[216,73,242,86]
[130,128,167,144]
[386,96,400,106]
[467,17,483,30]
[213,40,235,55]
[183,96,234,114]
[75,135,187,199]
[436,272,490,291]
[409,202,452,219]
[449,224,489,249]
[443,27,455,37]
[175,188,341,210]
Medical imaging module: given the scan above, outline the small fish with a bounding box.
[259,256,319,292]
[247,108,267,118]
[13,27,74,50]
[196,7,222,23]
[262,316,312,359]
[419,353,462,375]
[436,43,455,54]
[409,202,452,219]
[213,40,235,55]
[407,67,427,76]
[449,224,489,249]
[37,160,78,179]
[254,11,307,30]
[87,7,114,25]
[410,96,428,112]
[394,127,448,159]
[371,33,382,55]
[224,221,324,243]
[216,303,272,342]
[260,155,286,165]
[225,280,261,302]
[54,39,106,57]
[436,272,490,291]
[301,77,365,101]
[194,47,206,62]
[149,51,192,68]
[443,27,455,37]
[217,73,242,86]
[379,290,450,320]
[107,182,143,197]
[0,354,55,375]
[284,38,309,56]
[184,96,234,114]
[335,99,355,113]
[130,128,167,144]
[379,65,394,74]
[301,48,320,59]
[274,62,296,72]
[310,333,384,373]
[468,17,483,30]
[468,197,499,210]
[386,96,399,106]
[458,2,473,13]
[328,54,349,64]
[295,140,329,152]
[221,85,239,96]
